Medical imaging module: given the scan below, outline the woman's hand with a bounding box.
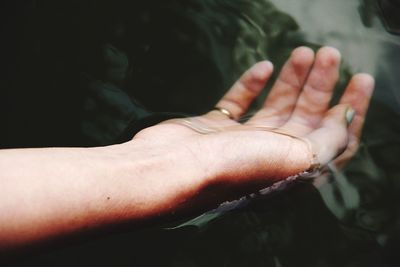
[0,46,374,251]
[133,46,374,197]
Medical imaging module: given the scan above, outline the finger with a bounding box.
[248,47,315,126]
[284,47,341,134]
[333,73,375,168]
[306,104,350,166]
[210,61,273,120]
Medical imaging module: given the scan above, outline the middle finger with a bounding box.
[283,46,341,135]
[247,46,315,127]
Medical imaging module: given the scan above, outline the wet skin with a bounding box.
[0,46,374,251]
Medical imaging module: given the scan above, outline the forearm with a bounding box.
[0,126,311,250]
[0,141,210,249]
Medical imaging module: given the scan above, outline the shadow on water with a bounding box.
[4,0,400,266]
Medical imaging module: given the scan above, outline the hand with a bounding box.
[0,47,375,249]
[133,46,374,197]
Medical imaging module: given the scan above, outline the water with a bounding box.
[6,0,400,266]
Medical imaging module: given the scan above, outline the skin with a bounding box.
[0,46,374,251]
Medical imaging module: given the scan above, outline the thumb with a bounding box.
[306,104,353,165]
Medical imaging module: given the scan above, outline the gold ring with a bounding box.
[213,107,234,119]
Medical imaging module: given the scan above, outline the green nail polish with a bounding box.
[345,108,355,125]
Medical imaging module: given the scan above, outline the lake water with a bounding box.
[6,1,400,266]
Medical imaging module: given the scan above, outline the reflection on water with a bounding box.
[10,0,400,266]
[271,0,400,113]
[157,1,399,266]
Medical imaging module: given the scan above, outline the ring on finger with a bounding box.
[213,107,234,120]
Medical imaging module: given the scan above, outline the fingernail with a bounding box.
[345,107,355,125]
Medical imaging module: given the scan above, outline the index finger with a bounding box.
[211,61,273,120]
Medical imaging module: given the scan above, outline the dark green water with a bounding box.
[3,0,400,266]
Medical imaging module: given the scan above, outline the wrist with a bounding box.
[203,131,312,188]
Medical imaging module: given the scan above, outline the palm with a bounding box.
[135,47,374,182]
